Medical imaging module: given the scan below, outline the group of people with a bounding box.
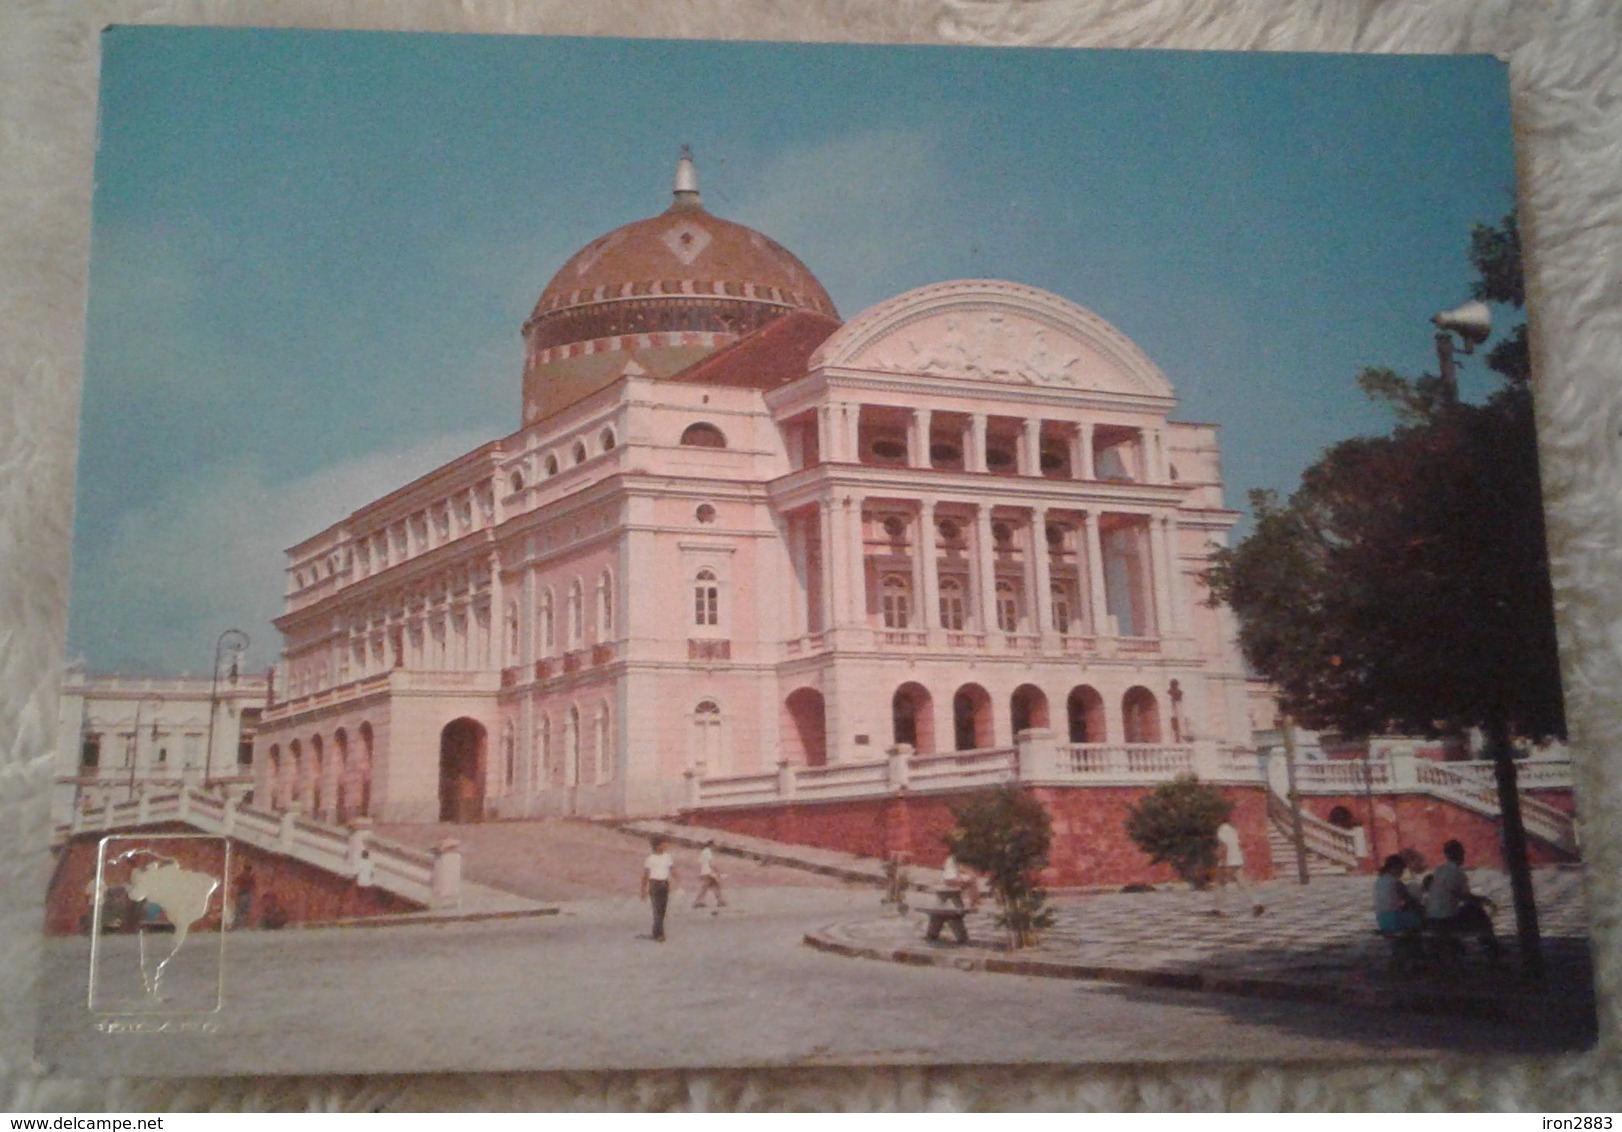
[1374,838,1500,963]
[638,837,726,942]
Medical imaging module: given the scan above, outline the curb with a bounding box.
[803,924,1517,1024]
[286,906,561,932]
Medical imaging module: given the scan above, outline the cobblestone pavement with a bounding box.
[37,881,1595,1077]
[808,865,1595,1030]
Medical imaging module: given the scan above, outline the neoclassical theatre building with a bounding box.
[254,153,1258,840]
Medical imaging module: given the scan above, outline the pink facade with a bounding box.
[254,157,1257,825]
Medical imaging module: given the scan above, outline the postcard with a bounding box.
[35,26,1596,1077]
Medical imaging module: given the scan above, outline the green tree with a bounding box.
[1124,775,1232,888]
[948,785,1055,949]
[1204,212,1563,973]
[1204,212,1563,744]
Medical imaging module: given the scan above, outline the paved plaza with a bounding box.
[810,866,1594,1027]
[34,821,1596,1077]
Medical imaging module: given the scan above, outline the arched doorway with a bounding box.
[267,745,282,809]
[1067,686,1106,743]
[1010,684,1050,735]
[952,684,993,751]
[356,722,374,817]
[439,718,487,822]
[287,740,302,812]
[784,688,828,767]
[892,683,935,753]
[1123,686,1161,743]
[309,734,326,820]
[333,728,350,822]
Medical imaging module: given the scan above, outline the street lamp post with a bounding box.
[126,698,160,802]
[1431,300,1542,977]
[205,629,250,790]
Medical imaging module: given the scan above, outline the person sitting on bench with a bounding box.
[1423,839,1500,964]
[1374,853,1424,965]
[941,852,980,911]
[1375,853,1424,934]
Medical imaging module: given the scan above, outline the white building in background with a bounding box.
[52,665,267,824]
[252,152,1257,825]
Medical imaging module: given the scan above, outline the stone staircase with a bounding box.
[1266,818,1353,878]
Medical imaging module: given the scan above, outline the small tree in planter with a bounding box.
[1124,774,1232,888]
[948,785,1056,949]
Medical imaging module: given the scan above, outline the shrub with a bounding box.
[1124,775,1232,888]
[948,785,1056,949]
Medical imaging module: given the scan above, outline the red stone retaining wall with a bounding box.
[685,784,1274,888]
[45,826,422,936]
[1298,794,1570,872]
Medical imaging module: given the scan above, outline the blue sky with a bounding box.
[70,27,1519,675]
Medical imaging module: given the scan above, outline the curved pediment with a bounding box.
[808,279,1173,398]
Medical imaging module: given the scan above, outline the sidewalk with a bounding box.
[805,865,1595,1027]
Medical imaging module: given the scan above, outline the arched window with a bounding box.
[568,705,583,785]
[692,699,723,774]
[995,579,1020,633]
[596,701,612,782]
[598,569,614,636]
[939,576,967,631]
[572,441,588,465]
[537,715,555,788]
[1050,582,1074,634]
[505,602,520,660]
[880,573,911,629]
[538,589,555,656]
[680,422,727,448]
[568,580,584,646]
[599,426,617,452]
[694,569,720,627]
[545,453,560,477]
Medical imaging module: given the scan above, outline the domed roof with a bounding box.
[520,151,839,422]
[525,152,837,344]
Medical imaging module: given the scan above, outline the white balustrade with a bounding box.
[58,786,441,907]
[907,748,1018,791]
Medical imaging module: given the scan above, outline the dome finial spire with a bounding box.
[671,145,702,212]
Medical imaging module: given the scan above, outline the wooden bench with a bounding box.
[924,906,968,944]
[1375,928,1425,971]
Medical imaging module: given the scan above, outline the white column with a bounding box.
[912,408,933,470]
[845,494,866,626]
[840,402,858,463]
[968,414,988,474]
[789,513,810,637]
[974,506,997,633]
[817,405,834,464]
[1022,418,1042,477]
[918,499,939,635]
[1079,423,1095,480]
[487,552,504,667]
[1030,507,1052,636]
[1084,510,1109,635]
[1148,514,1172,640]
[819,498,840,630]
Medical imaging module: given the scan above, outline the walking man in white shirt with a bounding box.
[692,840,726,909]
[640,836,676,942]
